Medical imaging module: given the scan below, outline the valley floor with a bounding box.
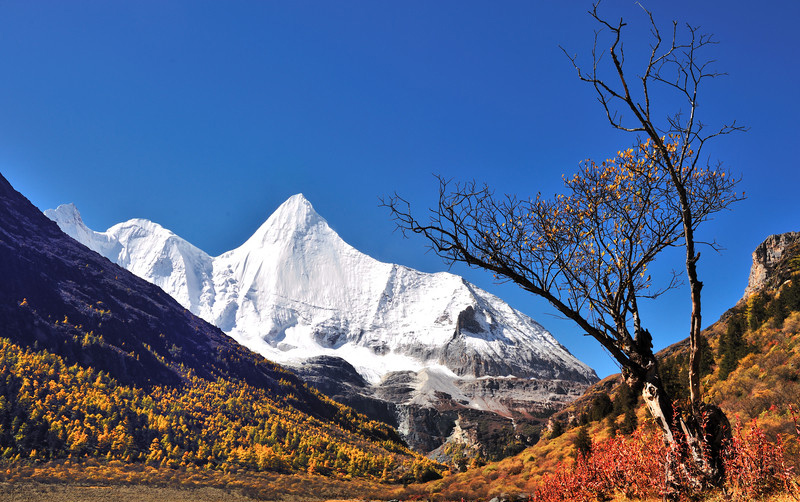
[2,481,799,502]
[0,483,264,502]
[0,481,381,502]
[0,461,397,502]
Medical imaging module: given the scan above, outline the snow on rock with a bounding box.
[45,195,597,386]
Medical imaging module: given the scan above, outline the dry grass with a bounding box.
[0,482,379,502]
[3,481,798,502]
[0,461,397,502]
[0,483,262,502]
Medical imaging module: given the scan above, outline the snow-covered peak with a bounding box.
[101,218,215,315]
[45,203,91,243]
[276,193,317,223]
[45,203,83,229]
[45,207,215,314]
[45,203,120,258]
[106,218,189,261]
[236,193,326,251]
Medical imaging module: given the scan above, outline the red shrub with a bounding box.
[529,428,669,501]
[723,417,798,499]
[528,414,798,502]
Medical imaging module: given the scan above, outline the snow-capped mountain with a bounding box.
[47,195,597,456]
[46,195,595,386]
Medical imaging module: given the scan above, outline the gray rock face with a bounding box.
[294,355,367,388]
[743,232,800,299]
[396,405,460,454]
[290,356,398,427]
[293,356,590,457]
[455,377,587,417]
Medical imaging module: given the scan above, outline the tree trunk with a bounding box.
[632,362,730,497]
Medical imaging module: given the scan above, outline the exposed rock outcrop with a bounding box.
[743,231,800,299]
[291,356,399,427]
[296,358,590,457]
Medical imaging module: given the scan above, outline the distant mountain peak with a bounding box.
[44,203,120,258]
[45,202,82,224]
[44,203,89,237]
[284,192,312,208]
[270,193,324,230]
[108,218,182,246]
[239,193,327,250]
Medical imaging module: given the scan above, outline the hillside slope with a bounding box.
[0,172,435,481]
[408,231,800,500]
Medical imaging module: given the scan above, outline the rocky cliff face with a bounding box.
[743,232,800,299]
[292,356,588,456]
[291,356,400,427]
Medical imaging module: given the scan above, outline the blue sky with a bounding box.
[1,1,798,378]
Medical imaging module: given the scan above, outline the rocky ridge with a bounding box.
[743,231,800,299]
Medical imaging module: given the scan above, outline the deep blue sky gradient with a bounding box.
[2,1,798,378]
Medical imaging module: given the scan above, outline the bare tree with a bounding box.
[384,2,743,494]
[562,1,745,489]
